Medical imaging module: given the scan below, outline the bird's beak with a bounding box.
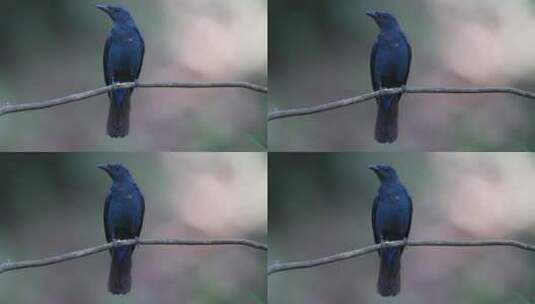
[368,165,380,173]
[97,163,110,172]
[366,11,377,19]
[96,4,111,15]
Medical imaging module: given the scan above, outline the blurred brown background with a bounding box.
[0,0,267,151]
[0,153,267,303]
[269,153,535,303]
[268,0,535,151]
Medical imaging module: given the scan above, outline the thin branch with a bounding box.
[0,238,267,274]
[267,239,535,275]
[267,86,535,121]
[0,81,268,117]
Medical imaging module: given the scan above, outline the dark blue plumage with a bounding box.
[99,163,145,295]
[369,164,412,297]
[98,4,145,138]
[367,11,412,143]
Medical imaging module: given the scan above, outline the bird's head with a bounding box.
[98,163,132,180]
[97,4,134,24]
[366,11,400,30]
[369,164,399,182]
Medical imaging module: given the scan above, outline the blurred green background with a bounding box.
[0,0,267,151]
[268,0,535,151]
[0,153,267,303]
[269,153,535,303]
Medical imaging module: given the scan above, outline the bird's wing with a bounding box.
[134,29,145,79]
[372,195,380,244]
[103,192,112,242]
[103,35,113,86]
[137,195,145,237]
[370,42,380,91]
[405,193,413,239]
[402,35,412,85]
[134,183,145,237]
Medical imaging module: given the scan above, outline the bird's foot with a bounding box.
[380,239,386,249]
[111,239,120,248]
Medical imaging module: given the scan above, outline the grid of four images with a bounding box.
[2,1,534,303]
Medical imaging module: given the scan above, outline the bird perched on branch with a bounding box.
[97,4,145,138]
[369,164,412,296]
[367,11,412,143]
[99,163,145,295]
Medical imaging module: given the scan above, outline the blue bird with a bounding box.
[99,163,145,295]
[369,164,412,296]
[98,4,145,138]
[367,11,412,143]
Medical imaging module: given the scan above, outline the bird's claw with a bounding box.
[380,239,386,249]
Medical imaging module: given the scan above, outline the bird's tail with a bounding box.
[374,95,400,143]
[108,246,133,295]
[377,247,402,297]
[107,89,132,138]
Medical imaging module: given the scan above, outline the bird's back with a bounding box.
[105,26,144,82]
[105,181,144,240]
[373,182,412,240]
[372,31,411,87]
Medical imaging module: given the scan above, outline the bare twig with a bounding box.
[0,238,267,274]
[267,86,535,121]
[0,81,268,117]
[267,239,535,275]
